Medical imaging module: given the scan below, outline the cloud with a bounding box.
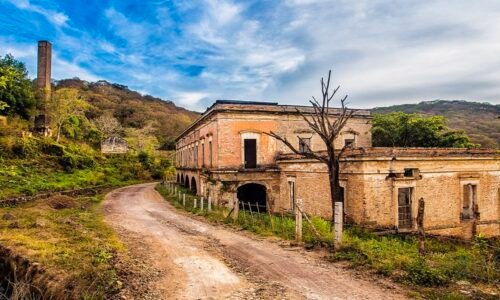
[1,0,500,110]
[0,37,98,82]
[8,0,69,27]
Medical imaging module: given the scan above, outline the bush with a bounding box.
[58,152,96,171]
[41,141,65,156]
[138,151,151,167]
[11,138,39,158]
[404,258,449,286]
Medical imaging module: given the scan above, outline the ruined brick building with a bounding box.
[175,100,499,238]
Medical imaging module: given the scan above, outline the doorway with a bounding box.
[237,183,267,212]
[244,139,257,168]
[398,187,413,229]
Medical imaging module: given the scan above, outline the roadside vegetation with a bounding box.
[157,184,500,299]
[0,194,123,299]
[0,54,178,298]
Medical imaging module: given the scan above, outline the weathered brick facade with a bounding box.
[176,100,499,238]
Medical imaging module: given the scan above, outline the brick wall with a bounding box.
[278,156,500,238]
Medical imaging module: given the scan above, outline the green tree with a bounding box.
[0,54,35,118]
[49,88,90,142]
[372,112,477,148]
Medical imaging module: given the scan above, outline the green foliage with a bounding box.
[49,88,91,142]
[55,78,199,147]
[0,137,172,199]
[373,100,499,148]
[0,54,35,119]
[0,100,8,111]
[404,258,448,286]
[372,112,477,148]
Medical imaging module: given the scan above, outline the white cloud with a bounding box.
[8,0,69,27]
[174,92,210,108]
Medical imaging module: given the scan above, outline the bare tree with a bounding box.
[94,114,122,138]
[266,70,354,222]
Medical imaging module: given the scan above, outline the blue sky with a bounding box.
[1,0,500,110]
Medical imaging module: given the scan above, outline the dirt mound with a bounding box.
[46,195,77,210]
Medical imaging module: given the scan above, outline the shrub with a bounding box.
[58,152,96,171]
[404,258,449,286]
[138,151,151,167]
[11,138,39,158]
[41,141,65,156]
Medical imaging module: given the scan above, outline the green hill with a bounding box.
[55,78,199,149]
[372,100,499,148]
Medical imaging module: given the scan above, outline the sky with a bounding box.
[1,0,500,111]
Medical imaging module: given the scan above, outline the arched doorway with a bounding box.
[184,175,190,189]
[177,174,180,183]
[191,177,197,194]
[237,183,267,212]
[180,174,184,185]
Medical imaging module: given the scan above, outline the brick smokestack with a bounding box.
[36,41,52,93]
[34,40,52,136]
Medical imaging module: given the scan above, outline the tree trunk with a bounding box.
[56,124,62,142]
[417,198,425,256]
[327,147,343,224]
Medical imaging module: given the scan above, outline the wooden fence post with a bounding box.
[193,197,197,209]
[208,195,212,212]
[417,197,425,256]
[182,193,186,207]
[200,196,204,210]
[233,194,239,222]
[334,202,343,250]
[295,199,303,243]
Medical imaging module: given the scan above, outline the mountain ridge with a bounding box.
[372,100,499,148]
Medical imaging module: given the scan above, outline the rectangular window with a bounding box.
[404,168,414,177]
[244,139,257,168]
[461,184,477,220]
[195,145,198,167]
[209,141,213,168]
[344,139,354,148]
[288,179,295,210]
[298,137,311,153]
[202,143,205,167]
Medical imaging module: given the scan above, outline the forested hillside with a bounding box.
[56,78,199,150]
[373,100,499,148]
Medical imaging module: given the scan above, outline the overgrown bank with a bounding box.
[0,137,173,298]
[0,193,123,299]
[0,136,173,200]
[157,184,500,299]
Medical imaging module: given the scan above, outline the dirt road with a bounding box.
[104,183,407,300]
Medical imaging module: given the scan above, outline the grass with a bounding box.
[0,194,123,299]
[0,155,149,200]
[157,183,500,299]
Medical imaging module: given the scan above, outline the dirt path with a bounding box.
[104,183,408,300]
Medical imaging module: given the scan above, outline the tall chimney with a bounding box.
[34,40,52,136]
[36,41,51,92]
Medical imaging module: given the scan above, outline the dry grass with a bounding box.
[0,194,124,299]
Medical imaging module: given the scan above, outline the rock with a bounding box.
[34,218,46,228]
[304,243,315,250]
[8,221,20,229]
[456,280,471,286]
[459,289,471,295]
[2,212,15,220]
